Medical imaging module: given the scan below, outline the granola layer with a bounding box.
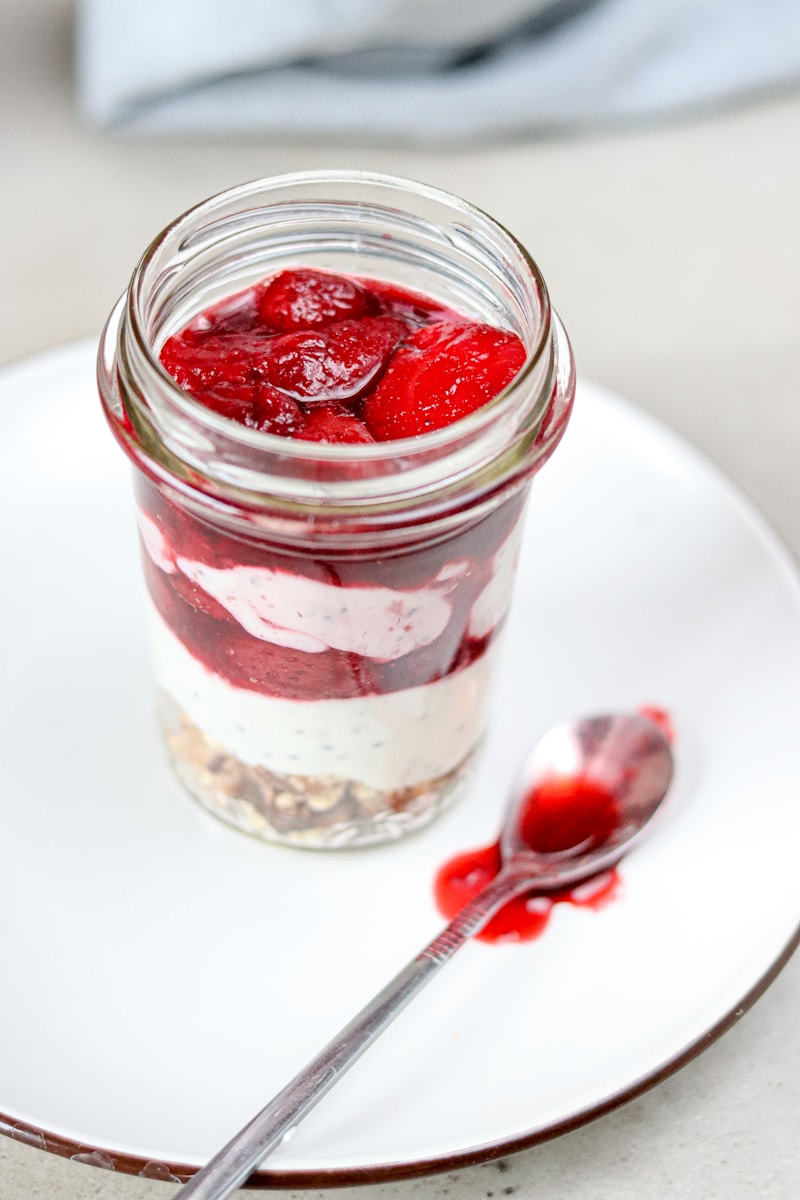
[161,696,476,848]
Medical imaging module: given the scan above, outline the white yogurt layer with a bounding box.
[468,512,526,639]
[137,509,469,661]
[137,507,524,661]
[146,601,499,791]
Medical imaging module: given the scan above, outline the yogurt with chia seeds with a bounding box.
[136,469,526,846]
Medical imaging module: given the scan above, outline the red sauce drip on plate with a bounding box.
[638,705,675,744]
[435,774,622,944]
[435,706,674,945]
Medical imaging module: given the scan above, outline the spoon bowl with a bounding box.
[501,712,673,888]
[176,711,674,1199]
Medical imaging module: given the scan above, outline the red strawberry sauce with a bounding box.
[434,780,622,946]
[159,267,526,443]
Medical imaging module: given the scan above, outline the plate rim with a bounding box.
[2,924,798,1188]
[2,339,799,1187]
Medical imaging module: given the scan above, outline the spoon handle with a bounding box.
[175,865,531,1199]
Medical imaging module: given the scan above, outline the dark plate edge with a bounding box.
[2,921,798,1189]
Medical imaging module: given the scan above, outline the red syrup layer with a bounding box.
[140,269,530,702]
[138,477,524,700]
[435,707,676,943]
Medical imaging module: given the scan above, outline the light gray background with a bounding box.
[1,2,798,1196]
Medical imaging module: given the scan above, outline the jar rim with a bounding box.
[129,170,551,458]
[100,170,574,527]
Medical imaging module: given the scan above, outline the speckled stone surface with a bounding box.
[1,3,798,1196]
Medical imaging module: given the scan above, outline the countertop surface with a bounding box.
[1,2,799,1197]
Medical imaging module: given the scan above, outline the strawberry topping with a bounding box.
[261,316,409,401]
[361,320,527,440]
[257,267,376,330]
[159,269,526,445]
[299,403,375,444]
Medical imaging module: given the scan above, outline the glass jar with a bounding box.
[98,171,575,849]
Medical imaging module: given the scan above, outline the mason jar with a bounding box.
[97,170,575,849]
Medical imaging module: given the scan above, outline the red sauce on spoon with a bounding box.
[435,706,674,943]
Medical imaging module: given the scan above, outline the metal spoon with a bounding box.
[176,711,673,1198]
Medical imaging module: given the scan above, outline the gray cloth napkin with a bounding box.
[77,0,800,141]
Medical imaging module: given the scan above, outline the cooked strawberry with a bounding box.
[200,629,381,700]
[142,555,233,624]
[160,332,258,393]
[362,320,526,440]
[298,403,375,444]
[260,316,409,401]
[257,268,377,331]
[250,382,305,435]
[192,381,258,424]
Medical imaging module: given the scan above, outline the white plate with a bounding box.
[1,341,799,1187]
